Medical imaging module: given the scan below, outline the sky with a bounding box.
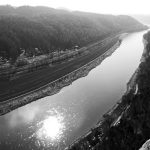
[0,0,150,15]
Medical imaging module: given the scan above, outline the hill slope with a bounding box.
[0,5,147,61]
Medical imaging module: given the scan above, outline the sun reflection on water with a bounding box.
[37,116,64,141]
[33,108,66,147]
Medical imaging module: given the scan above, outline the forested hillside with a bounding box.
[0,5,147,61]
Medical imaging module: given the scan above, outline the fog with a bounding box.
[0,0,150,15]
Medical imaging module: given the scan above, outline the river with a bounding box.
[0,30,147,150]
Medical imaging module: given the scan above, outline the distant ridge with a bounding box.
[132,15,150,25]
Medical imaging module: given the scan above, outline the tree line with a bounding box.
[0,5,147,61]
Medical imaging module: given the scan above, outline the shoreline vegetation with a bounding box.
[0,35,121,102]
[0,35,119,81]
[0,37,121,116]
[65,31,150,150]
[0,5,147,63]
[0,35,120,102]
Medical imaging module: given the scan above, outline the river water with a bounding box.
[0,30,147,150]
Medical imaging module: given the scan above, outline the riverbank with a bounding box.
[0,34,120,81]
[0,39,121,116]
[65,31,150,150]
[0,35,120,102]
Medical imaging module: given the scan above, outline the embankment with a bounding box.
[0,40,121,116]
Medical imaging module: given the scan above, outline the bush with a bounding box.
[15,58,28,67]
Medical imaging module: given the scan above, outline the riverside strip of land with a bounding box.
[0,35,120,102]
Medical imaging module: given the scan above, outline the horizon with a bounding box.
[0,4,149,16]
[0,0,150,15]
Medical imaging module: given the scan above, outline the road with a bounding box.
[0,36,119,102]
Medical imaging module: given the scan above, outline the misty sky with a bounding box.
[0,0,150,15]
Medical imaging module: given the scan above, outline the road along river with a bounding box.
[0,30,147,150]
